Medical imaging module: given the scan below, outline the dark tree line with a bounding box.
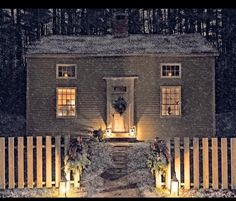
[0,8,236,116]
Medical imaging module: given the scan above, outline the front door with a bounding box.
[104,76,138,135]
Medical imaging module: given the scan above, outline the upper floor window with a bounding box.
[160,86,181,117]
[161,63,181,78]
[56,88,76,117]
[56,64,77,79]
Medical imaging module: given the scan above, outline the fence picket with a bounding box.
[64,135,70,181]
[212,138,218,189]
[231,138,236,189]
[8,137,14,189]
[174,137,181,186]
[221,138,228,189]
[202,138,209,189]
[46,136,52,188]
[166,138,171,190]
[36,136,42,188]
[0,138,5,189]
[27,136,33,188]
[193,138,199,189]
[55,135,61,187]
[184,137,190,189]
[18,137,24,188]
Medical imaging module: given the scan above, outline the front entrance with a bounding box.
[103,76,138,137]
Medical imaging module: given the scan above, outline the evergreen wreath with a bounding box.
[112,96,127,115]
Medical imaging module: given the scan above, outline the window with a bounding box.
[161,86,181,116]
[57,88,76,117]
[56,64,77,79]
[161,64,181,78]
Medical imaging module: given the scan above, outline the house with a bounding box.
[25,13,218,141]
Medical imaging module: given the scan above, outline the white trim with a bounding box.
[103,76,138,80]
[56,87,77,118]
[160,86,182,118]
[56,64,77,79]
[160,63,181,78]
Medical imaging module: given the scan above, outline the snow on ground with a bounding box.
[0,112,25,136]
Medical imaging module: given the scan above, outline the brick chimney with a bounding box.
[112,12,129,38]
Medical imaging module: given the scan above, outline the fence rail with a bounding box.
[156,137,236,190]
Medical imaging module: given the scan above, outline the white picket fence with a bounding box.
[156,137,236,190]
[0,135,235,190]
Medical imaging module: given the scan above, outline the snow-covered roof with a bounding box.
[26,33,218,57]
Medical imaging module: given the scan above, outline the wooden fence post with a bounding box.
[221,138,228,189]
[8,137,15,189]
[27,136,33,188]
[46,136,52,188]
[212,138,218,189]
[231,138,236,189]
[0,138,5,189]
[174,137,181,187]
[36,136,42,188]
[18,137,24,189]
[193,137,199,189]
[184,137,190,189]
[55,135,61,187]
[202,138,209,189]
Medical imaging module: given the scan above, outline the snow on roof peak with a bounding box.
[26,33,218,56]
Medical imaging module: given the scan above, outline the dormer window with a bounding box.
[56,64,77,79]
[161,63,181,78]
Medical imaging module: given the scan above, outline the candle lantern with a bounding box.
[170,171,179,196]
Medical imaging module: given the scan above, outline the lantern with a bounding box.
[129,126,136,137]
[106,128,112,137]
[170,171,179,196]
[59,178,70,197]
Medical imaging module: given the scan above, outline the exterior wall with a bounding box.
[27,55,215,140]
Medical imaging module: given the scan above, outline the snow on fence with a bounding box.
[0,135,75,189]
[156,137,236,190]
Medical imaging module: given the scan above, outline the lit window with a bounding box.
[161,64,181,78]
[57,64,76,79]
[161,86,181,116]
[57,88,76,117]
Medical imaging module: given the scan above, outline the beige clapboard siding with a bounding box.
[18,137,24,189]
[193,138,199,189]
[27,56,215,138]
[8,137,14,189]
[221,138,228,189]
[0,138,5,189]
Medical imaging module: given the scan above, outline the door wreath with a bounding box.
[113,96,127,115]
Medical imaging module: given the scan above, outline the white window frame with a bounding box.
[56,64,77,79]
[160,63,181,78]
[160,86,181,118]
[56,87,77,118]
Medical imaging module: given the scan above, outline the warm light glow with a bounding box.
[63,73,68,78]
[106,128,112,137]
[170,179,179,196]
[129,126,136,137]
[59,180,70,197]
[168,72,172,77]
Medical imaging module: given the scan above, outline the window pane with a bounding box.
[57,65,76,78]
[57,88,76,117]
[161,86,181,116]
